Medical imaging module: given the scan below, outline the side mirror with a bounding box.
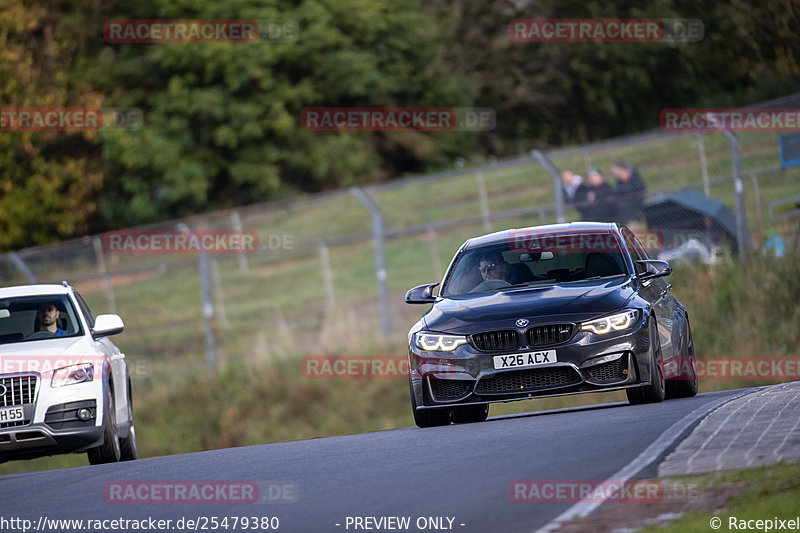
[405,283,439,304]
[92,314,125,338]
[637,259,672,280]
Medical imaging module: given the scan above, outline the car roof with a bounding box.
[463,222,619,249]
[0,284,72,298]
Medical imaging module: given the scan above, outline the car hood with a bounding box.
[426,278,635,333]
[0,337,94,356]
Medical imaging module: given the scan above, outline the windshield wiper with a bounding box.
[500,282,553,290]
[581,274,624,281]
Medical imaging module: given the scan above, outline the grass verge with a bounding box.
[640,462,800,533]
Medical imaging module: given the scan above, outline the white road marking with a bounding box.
[685,393,758,472]
[773,397,800,462]
[745,385,798,466]
[714,391,773,470]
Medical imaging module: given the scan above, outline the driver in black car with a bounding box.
[478,252,509,282]
[36,302,68,337]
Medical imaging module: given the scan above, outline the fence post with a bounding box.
[721,131,748,260]
[177,223,216,377]
[210,256,228,328]
[750,172,763,248]
[531,150,566,223]
[582,150,592,177]
[350,187,391,337]
[92,237,116,313]
[476,171,491,231]
[230,211,248,274]
[318,241,335,312]
[427,225,443,280]
[696,133,710,197]
[8,252,37,283]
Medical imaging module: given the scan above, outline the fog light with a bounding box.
[622,369,629,375]
[77,408,92,421]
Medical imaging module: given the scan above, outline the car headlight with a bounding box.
[51,363,94,387]
[415,332,467,352]
[581,310,639,335]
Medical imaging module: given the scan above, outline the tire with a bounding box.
[627,316,666,405]
[665,316,698,399]
[119,385,138,461]
[88,385,121,465]
[451,403,489,424]
[410,378,450,428]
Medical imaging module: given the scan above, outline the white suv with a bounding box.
[0,282,137,464]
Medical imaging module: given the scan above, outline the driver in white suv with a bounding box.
[35,301,68,337]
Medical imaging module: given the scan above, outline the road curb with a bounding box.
[659,381,800,475]
[533,388,759,533]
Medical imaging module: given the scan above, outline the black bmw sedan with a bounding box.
[405,222,698,427]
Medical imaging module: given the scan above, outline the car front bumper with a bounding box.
[409,315,655,409]
[0,421,104,461]
[0,373,104,461]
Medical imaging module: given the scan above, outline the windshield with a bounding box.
[441,232,629,297]
[0,295,84,345]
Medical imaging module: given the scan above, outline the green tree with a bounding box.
[96,0,478,226]
[426,0,800,149]
[0,0,106,251]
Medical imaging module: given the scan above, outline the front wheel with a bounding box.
[410,378,450,428]
[119,387,138,461]
[627,316,666,405]
[88,386,121,464]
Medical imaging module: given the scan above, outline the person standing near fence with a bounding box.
[611,161,647,229]
[561,170,584,205]
[578,167,616,222]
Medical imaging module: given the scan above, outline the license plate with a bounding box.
[0,406,24,423]
[493,350,557,370]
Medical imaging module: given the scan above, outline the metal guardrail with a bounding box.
[769,194,800,222]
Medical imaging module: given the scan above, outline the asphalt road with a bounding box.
[0,388,754,533]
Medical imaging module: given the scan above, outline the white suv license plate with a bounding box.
[0,406,24,423]
[493,350,557,370]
